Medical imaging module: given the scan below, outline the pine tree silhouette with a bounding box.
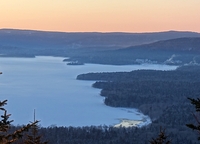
[149,127,171,144]
[0,72,47,144]
[186,97,200,140]
[24,110,48,144]
[0,100,39,144]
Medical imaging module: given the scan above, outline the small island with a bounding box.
[67,61,84,65]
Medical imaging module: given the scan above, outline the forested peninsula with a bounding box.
[75,65,200,143]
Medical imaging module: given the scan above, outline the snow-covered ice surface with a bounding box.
[0,56,178,127]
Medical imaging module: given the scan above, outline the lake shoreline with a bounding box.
[0,56,178,127]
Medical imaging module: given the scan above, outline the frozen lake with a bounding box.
[0,56,178,127]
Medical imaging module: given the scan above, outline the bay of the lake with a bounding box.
[0,56,178,127]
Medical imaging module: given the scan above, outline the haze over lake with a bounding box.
[0,56,178,127]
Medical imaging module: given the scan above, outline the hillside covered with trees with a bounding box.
[1,29,200,66]
[75,65,200,143]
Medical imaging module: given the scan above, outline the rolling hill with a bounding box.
[0,29,200,65]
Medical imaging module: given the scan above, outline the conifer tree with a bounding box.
[149,127,171,144]
[186,97,200,140]
[24,110,48,144]
[0,100,38,144]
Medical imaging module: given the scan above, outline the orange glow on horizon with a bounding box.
[0,0,200,33]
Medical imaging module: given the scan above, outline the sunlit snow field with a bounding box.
[0,56,178,127]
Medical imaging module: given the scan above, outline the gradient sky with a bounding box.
[0,0,200,32]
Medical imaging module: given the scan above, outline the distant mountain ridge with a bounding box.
[1,29,200,65]
[0,29,200,50]
[66,37,200,65]
[121,37,200,53]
